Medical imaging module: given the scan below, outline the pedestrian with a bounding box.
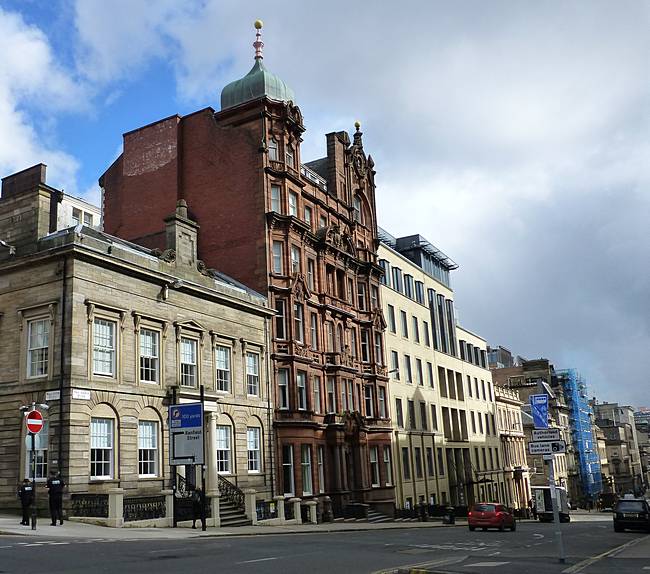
[191,486,205,530]
[46,471,64,526]
[17,479,34,526]
[529,498,537,520]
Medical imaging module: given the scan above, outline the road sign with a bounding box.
[528,440,566,455]
[169,403,204,466]
[25,410,44,434]
[530,394,549,429]
[532,428,561,442]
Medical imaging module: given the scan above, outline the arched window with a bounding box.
[268,138,278,161]
[353,195,362,223]
[89,404,119,480]
[216,415,234,475]
[138,408,162,478]
[24,420,49,479]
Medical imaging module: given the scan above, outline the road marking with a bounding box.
[533,533,545,539]
[0,545,14,549]
[372,554,469,574]
[47,542,69,545]
[236,557,279,564]
[466,562,510,567]
[562,535,650,574]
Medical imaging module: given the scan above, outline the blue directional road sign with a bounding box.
[169,403,204,465]
[530,394,549,429]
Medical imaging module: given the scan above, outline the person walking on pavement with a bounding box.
[191,486,206,530]
[529,498,538,520]
[46,471,64,526]
[17,479,34,526]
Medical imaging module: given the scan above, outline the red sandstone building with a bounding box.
[100,23,394,515]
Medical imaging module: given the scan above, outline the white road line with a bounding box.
[47,542,69,545]
[236,557,279,564]
[533,533,545,539]
[466,562,510,567]
[22,543,44,547]
[562,535,650,574]
[0,545,14,549]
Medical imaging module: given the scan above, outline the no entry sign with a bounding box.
[25,410,44,434]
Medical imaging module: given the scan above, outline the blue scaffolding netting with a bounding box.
[557,369,602,500]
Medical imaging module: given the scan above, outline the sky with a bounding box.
[1,1,648,405]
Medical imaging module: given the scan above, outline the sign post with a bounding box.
[169,403,204,466]
[549,454,566,563]
[530,394,549,429]
[25,409,44,530]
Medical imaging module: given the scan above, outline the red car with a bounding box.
[468,503,516,532]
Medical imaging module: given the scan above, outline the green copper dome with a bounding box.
[221,58,295,110]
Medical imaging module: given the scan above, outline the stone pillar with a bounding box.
[305,500,318,524]
[162,489,174,527]
[244,489,257,525]
[289,497,302,524]
[322,496,333,522]
[107,488,124,528]
[207,412,218,493]
[208,490,221,528]
[274,495,286,522]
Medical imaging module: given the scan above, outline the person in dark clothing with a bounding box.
[529,498,538,520]
[191,487,206,530]
[18,479,34,525]
[46,471,64,526]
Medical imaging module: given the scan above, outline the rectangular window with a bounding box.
[93,318,116,376]
[391,351,399,379]
[290,245,301,273]
[319,214,327,229]
[304,205,312,226]
[437,448,445,476]
[357,282,367,310]
[412,317,420,343]
[368,283,379,309]
[481,380,486,400]
[272,241,283,274]
[467,375,472,397]
[313,376,321,414]
[408,399,416,429]
[404,275,414,298]
[423,321,430,347]
[83,212,93,226]
[317,446,325,493]
[414,447,423,478]
[392,267,403,292]
[216,425,232,474]
[347,380,355,412]
[246,352,260,395]
[25,421,48,479]
[275,299,287,339]
[294,302,304,343]
[379,259,391,287]
[420,402,428,430]
[431,404,438,430]
[90,418,113,479]
[139,328,159,383]
[427,362,434,388]
[404,354,412,384]
[247,427,261,473]
[471,411,476,433]
[72,207,81,225]
[349,327,357,358]
[278,369,289,409]
[180,337,198,387]
[383,446,393,486]
[416,358,423,386]
[286,147,295,168]
[387,305,396,333]
[301,445,313,495]
[271,185,281,212]
[360,329,370,362]
[297,371,307,410]
[310,313,318,350]
[289,191,298,216]
[426,447,434,477]
[307,259,316,291]
[415,281,425,305]
[400,310,408,338]
[402,447,411,480]
[326,376,336,413]
[138,421,158,477]
[395,398,404,428]
[370,446,380,487]
[374,332,383,364]
[27,318,49,377]
[364,385,374,418]
[378,387,386,418]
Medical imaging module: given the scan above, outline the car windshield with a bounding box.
[473,504,496,512]
[616,501,645,512]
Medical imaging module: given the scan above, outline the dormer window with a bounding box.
[268,138,279,161]
[285,146,295,168]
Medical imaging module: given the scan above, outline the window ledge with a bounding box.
[89,479,119,485]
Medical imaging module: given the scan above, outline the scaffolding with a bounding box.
[557,369,602,501]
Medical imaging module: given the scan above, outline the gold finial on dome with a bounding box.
[253,20,264,59]
[354,121,361,131]
[254,19,263,29]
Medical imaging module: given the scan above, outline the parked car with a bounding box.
[468,503,516,532]
[613,498,650,532]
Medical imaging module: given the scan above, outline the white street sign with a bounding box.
[528,440,566,455]
[532,428,561,442]
[169,403,204,466]
[45,390,61,401]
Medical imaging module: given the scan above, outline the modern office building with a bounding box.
[379,229,507,510]
[99,23,393,515]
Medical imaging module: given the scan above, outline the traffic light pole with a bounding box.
[549,455,565,563]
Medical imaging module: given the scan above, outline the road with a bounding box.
[0,519,648,573]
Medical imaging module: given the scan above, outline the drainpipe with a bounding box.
[57,255,68,476]
[264,316,275,497]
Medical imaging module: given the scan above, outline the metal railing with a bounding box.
[218,475,245,509]
[70,493,109,518]
[124,495,166,522]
